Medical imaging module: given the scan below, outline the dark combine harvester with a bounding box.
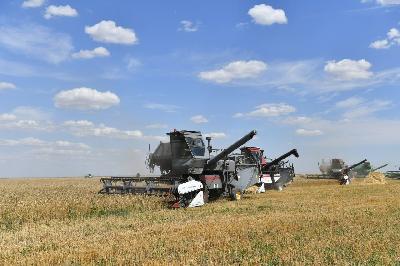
[99,129,299,207]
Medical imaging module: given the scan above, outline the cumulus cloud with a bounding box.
[179,20,199,32]
[248,4,287,26]
[370,39,390,49]
[85,20,138,45]
[0,106,54,131]
[0,24,73,64]
[190,115,208,124]
[204,132,226,139]
[21,0,44,8]
[72,47,110,59]
[324,59,373,80]
[235,103,296,118]
[199,60,267,83]
[295,128,323,136]
[44,5,78,19]
[387,28,400,39]
[370,28,400,49]
[0,82,16,90]
[204,58,400,93]
[54,87,120,110]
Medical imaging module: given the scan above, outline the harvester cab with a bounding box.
[240,146,266,166]
[168,130,207,175]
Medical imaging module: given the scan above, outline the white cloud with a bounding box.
[370,28,400,49]
[283,116,313,125]
[72,47,110,59]
[334,96,391,119]
[63,120,168,142]
[0,137,46,147]
[21,0,44,8]
[369,39,391,49]
[63,120,141,138]
[144,103,180,113]
[296,128,323,136]
[12,106,51,121]
[0,137,89,149]
[335,97,365,108]
[0,82,16,90]
[324,59,373,80]
[190,115,208,124]
[0,137,91,157]
[44,5,78,19]
[236,22,249,29]
[207,59,400,93]
[0,24,73,64]
[204,132,226,139]
[294,117,400,148]
[342,100,391,119]
[376,0,400,5]
[85,20,138,45]
[179,20,199,32]
[0,107,54,131]
[63,120,94,127]
[0,119,53,131]
[0,113,17,121]
[54,87,120,110]
[199,60,267,83]
[235,103,296,118]
[125,56,142,71]
[387,28,400,39]
[248,4,288,26]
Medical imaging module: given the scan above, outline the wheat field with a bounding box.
[0,177,399,265]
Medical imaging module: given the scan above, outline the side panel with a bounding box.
[229,165,259,192]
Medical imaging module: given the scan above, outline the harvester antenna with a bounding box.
[206,136,212,158]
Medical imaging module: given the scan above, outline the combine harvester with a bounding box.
[307,158,367,185]
[385,166,400,179]
[99,129,299,208]
[258,149,299,192]
[350,161,388,178]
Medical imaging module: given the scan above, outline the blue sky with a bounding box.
[0,0,400,177]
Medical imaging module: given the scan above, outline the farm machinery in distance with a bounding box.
[99,129,299,208]
[306,158,367,185]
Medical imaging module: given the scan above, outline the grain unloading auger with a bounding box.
[100,130,263,208]
[258,149,299,192]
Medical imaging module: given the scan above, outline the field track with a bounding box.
[1,177,399,265]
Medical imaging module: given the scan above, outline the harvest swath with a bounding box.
[1,177,400,264]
